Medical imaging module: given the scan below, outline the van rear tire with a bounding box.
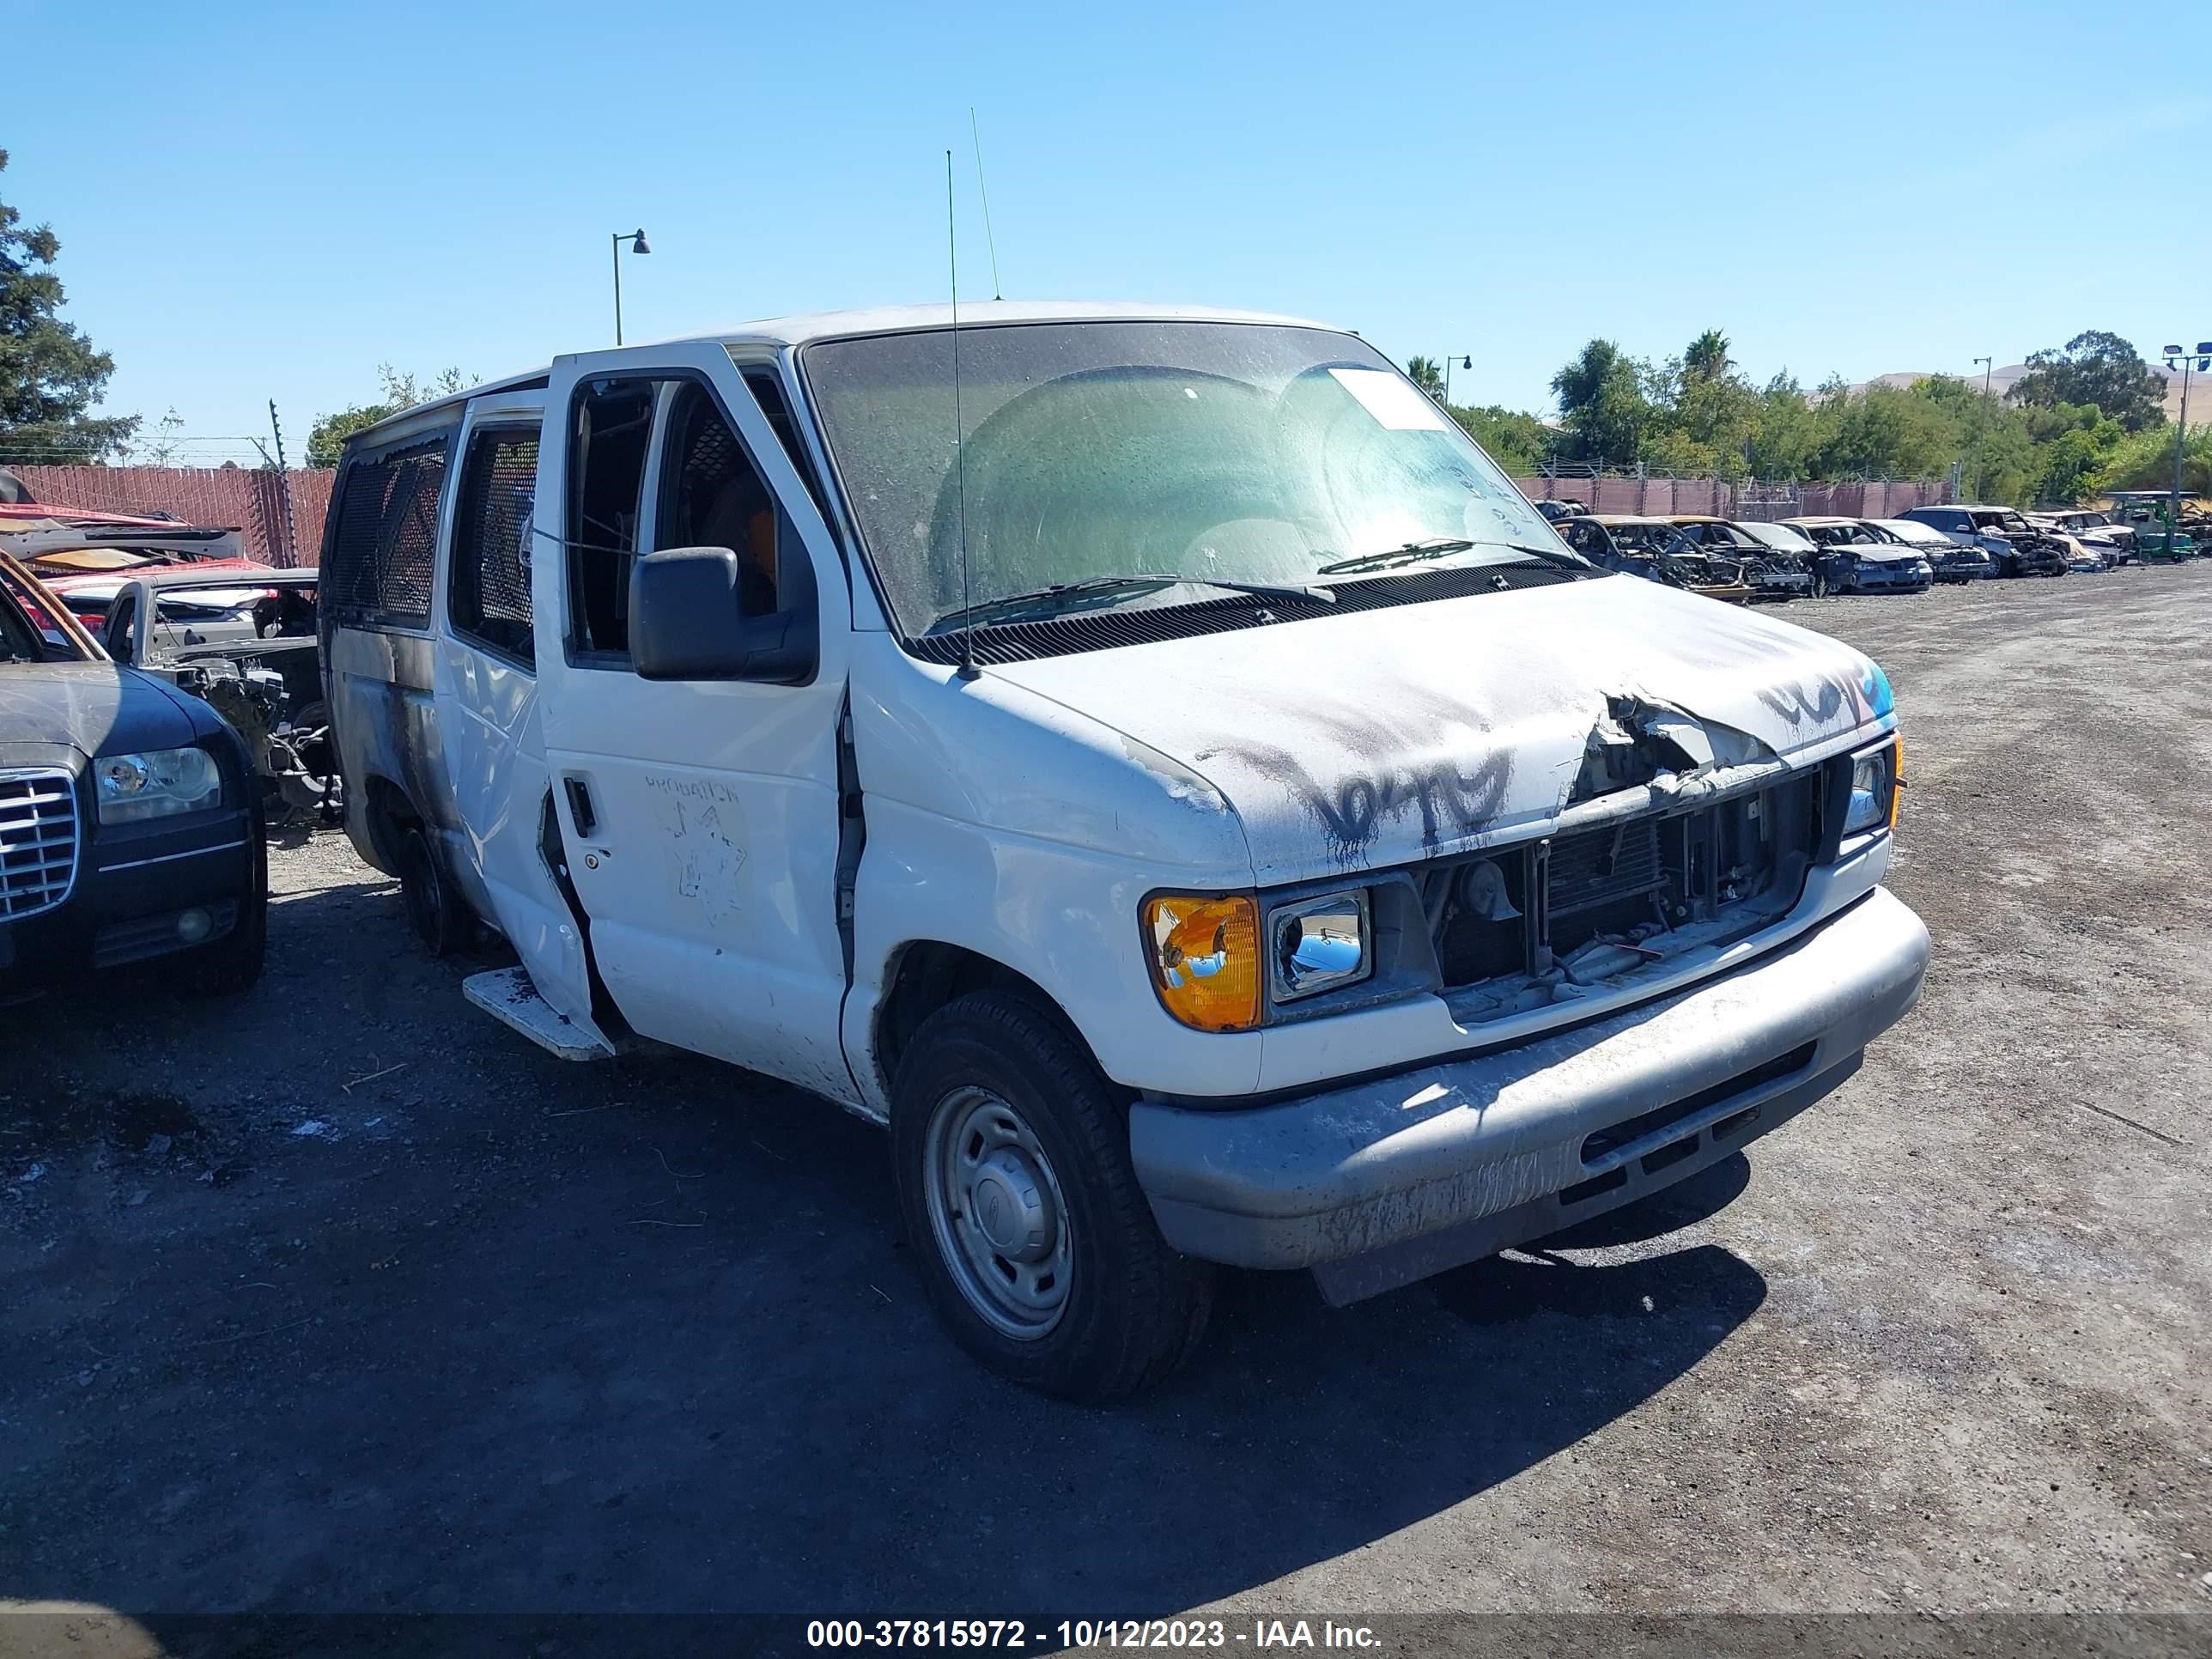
[890,990,1213,1402]
[397,824,469,958]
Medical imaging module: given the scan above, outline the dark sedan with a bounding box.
[0,553,264,996]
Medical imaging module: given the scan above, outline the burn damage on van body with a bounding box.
[1203,730,1515,867]
[1184,677,1522,868]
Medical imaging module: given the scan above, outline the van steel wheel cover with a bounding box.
[923,1086,1073,1340]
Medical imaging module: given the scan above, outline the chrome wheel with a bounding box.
[923,1085,1073,1340]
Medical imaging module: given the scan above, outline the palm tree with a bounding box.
[1405,355,1447,401]
[1685,330,1733,382]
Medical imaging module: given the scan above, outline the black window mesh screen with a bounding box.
[678,410,743,514]
[325,441,447,624]
[451,429,540,663]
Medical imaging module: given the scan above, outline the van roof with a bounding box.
[352,301,1334,446]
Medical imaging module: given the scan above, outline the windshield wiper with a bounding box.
[928,572,1334,634]
[1316,537,1475,574]
[1317,537,1589,576]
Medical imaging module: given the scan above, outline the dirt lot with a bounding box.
[4,570,2210,1631]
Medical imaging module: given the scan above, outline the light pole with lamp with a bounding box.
[1970,356,1994,497]
[1440,353,1473,406]
[2161,342,2209,543]
[611,228,651,346]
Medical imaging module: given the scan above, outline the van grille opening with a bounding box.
[1427,770,1821,1011]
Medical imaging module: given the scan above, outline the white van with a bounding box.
[322,303,1929,1400]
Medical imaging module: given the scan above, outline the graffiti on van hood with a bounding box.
[988,575,1892,884]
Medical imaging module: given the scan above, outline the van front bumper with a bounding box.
[1129,886,1929,1304]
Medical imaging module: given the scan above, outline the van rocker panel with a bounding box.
[1129,884,1929,1277]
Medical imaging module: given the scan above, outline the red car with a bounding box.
[4,514,265,634]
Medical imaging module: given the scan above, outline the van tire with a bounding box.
[890,990,1213,1402]
[397,824,468,958]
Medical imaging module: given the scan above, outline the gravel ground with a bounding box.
[3,568,2209,1632]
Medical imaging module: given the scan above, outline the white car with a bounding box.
[2031,512,2130,567]
[321,302,1929,1399]
[1867,518,1996,583]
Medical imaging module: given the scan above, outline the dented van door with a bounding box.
[532,343,857,1103]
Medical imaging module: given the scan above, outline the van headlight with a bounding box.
[1844,738,1902,836]
[1268,891,1372,1002]
[94,746,223,823]
[1143,895,1261,1031]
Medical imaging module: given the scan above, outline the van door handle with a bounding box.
[563,776,598,838]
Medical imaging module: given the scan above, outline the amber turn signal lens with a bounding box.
[1889,733,1905,831]
[1142,895,1261,1032]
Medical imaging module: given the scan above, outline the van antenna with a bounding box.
[948,149,979,681]
[969,107,1002,301]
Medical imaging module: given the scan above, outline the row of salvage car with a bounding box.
[1528,498,2196,605]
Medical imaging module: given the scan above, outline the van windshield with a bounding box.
[799,320,1568,637]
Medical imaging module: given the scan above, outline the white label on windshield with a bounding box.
[1328,368,1451,432]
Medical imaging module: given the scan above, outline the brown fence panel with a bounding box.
[1861,479,1949,518]
[12,465,335,566]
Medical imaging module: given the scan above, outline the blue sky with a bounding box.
[13,0,2208,464]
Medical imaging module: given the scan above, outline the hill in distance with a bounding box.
[1850,362,2192,422]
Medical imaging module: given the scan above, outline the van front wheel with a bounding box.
[890,991,1212,1401]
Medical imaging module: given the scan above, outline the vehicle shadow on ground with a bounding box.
[5,882,1771,1620]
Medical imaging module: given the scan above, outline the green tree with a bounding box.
[2008,331,2168,433]
[307,364,470,467]
[0,149,137,465]
[2097,422,2212,495]
[1742,373,1824,480]
[1403,354,1446,400]
[1683,329,1732,383]
[2016,401,2124,504]
[1814,380,1961,483]
[1449,403,1551,473]
[1551,338,1650,469]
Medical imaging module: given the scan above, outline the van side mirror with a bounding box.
[629,543,817,684]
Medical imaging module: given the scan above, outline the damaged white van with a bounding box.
[323,304,1928,1400]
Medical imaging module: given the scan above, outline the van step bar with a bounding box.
[462,967,618,1061]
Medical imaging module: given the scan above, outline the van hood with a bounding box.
[989,576,1893,885]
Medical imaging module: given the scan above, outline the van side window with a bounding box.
[738,365,830,519]
[657,385,781,617]
[449,425,541,666]
[325,437,450,628]
[567,380,657,660]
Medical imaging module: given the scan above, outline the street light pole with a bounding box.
[2161,341,2210,544]
[1440,352,1473,405]
[611,228,651,346]
[1970,357,1994,497]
